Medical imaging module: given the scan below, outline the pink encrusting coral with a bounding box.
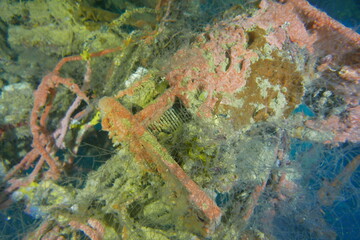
[339,64,360,83]
[99,96,222,236]
[166,24,257,117]
[165,17,305,122]
[240,0,318,51]
[238,0,360,144]
[306,105,360,143]
[1,0,360,239]
[1,47,122,202]
[240,0,360,54]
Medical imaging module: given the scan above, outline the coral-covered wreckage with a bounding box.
[0,0,359,239]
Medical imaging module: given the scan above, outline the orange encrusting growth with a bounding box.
[99,97,222,236]
[2,47,122,199]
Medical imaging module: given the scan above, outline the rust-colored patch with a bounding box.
[247,28,268,50]
[219,52,303,129]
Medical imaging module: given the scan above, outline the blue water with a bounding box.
[292,141,360,240]
[308,0,360,32]
[303,1,360,239]
[1,1,359,239]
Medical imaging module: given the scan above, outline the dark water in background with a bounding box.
[306,1,360,239]
[0,1,359,239]
[308,0,360,32]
